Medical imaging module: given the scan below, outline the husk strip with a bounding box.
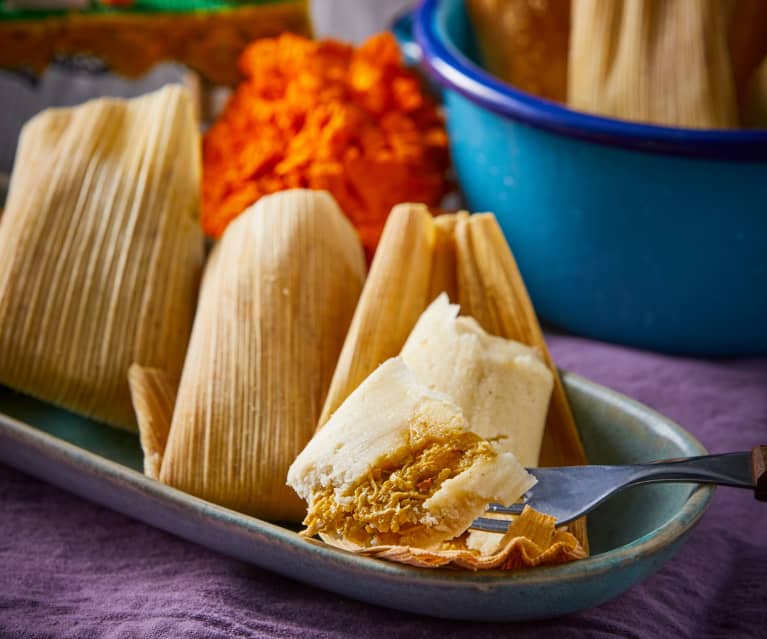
[128,365,178,480]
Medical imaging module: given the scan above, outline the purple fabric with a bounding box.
[1,335,766,638]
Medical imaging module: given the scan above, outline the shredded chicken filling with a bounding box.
[302,423,496,546]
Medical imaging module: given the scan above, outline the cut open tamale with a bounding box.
[315,204,589,551]
[158,190,366,522]
[289,357,536,548]
[288,356,586,569]
[568,0,738,128]
[0,85,204,429]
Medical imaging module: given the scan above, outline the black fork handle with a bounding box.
[624,447,765,501]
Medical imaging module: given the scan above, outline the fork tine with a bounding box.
[486,502,525,515]
[471,517,514,533]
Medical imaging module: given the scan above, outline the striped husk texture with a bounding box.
[0,85,204,429]
[159,190,366,522]
[128,365,178,480]
[318,203,439,427]
[568,0,738,128]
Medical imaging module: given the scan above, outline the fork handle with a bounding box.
[628,447,764,499]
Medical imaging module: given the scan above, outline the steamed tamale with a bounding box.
[159,189,366,522]
[568,0,738,128]
[316,205,589,551]
[288,356,586,569]
[288,357,535,548]
[0,85,204,429]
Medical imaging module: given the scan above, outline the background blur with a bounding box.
[0,0,414,173]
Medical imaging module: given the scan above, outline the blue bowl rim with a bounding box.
[414,0,767,162]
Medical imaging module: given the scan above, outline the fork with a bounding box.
[471,446,767,533]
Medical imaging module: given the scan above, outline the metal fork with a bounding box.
[471,446,767,533]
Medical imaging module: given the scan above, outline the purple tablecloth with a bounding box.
[1,335,765,638]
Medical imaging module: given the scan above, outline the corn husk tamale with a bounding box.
[289,356,537,548]
[159,190,366,522]
[466,0,570,102]
[568,0,738,128]
[315,204,589,555]
[0,85,204,429]
[289,354,585,569]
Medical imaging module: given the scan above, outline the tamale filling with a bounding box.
[302,422,496,546]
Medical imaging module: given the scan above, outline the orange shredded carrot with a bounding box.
[202,32,451,257]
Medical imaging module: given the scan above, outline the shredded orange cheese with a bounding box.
[202,32,451,257]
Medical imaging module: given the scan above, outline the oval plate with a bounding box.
[0,372,712,621]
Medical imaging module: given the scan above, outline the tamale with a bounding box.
[466,0,570,102]
[568,0,738,128]
[289,357,536,548]
[0,85,204,429]
[289,357,586,569]
[401,294,553,468]
[159,189,365,522]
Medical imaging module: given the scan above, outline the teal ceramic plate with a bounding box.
[0,372,713,621]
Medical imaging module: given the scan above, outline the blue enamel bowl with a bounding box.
[395,0,767,356]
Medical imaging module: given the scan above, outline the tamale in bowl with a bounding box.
[394,0,767,356]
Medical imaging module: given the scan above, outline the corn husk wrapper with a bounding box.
[318,203,439,426]
[466,0,570,102]
[568,0,738,128]
[340,507,586,570]
[128,365,177,480]
[159,189,366,522]
[0,85,203,429]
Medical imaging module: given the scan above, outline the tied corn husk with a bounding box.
[288,357,536,549]
[466,0,570,102]
[0,85,204,429]
[568,0,738,128]
[159,190,366,522]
